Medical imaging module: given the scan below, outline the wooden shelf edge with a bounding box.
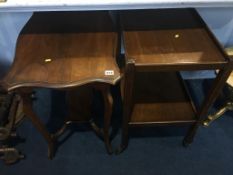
[129,72,197,125]
[129,119,196,127]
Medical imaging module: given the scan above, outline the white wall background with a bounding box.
[1,8,233,78]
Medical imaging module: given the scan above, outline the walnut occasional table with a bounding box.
[1,11,121,158]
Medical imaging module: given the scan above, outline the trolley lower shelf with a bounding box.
[129,72,197,126]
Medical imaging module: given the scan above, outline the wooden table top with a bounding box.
[123,29,226,65]
[121,9,227,69]
[2,11,121,91]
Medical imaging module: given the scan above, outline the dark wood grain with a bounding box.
[2,32,120,91]
[124,29,226,66]
[2,11,121,157]
[2,11,121,91]
[121,9,227,70]
[118,8,233,153]
[130,72,196,126]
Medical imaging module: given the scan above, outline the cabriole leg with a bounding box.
[20,91,55,159]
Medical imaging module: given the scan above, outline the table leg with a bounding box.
[21,92,55,159]
[116,61,135,154]
[183,63,233,146]
[100,85,113,154]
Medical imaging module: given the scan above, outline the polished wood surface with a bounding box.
[1,11,121,157]
[2,11,121,91]
[121,9,227,70]
[118,8,233,153]
[3,33,120,91]
[130,72,196,126]
[124,29,226,66]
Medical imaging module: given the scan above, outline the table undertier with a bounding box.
[129,72,197,126]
